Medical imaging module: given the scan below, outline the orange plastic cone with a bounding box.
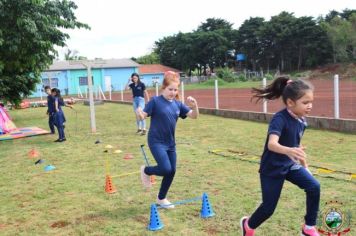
[150,175,156,184]
[124,153,133,160]
[105,175,117,194]
[28,148,39,158]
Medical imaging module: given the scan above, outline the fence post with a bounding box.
[215,79,219,109]
[155,82,159,96]
[262,78,267,113]
[109,86,112,100]
[334,74,340,119]
[181,81,185,103]
[121,84,124,101]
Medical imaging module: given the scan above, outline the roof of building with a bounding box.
[138,64,181,74]
[45,59,140,71]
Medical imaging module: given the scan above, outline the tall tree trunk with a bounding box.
[281,52,285,72]
[252,60,256,71]
[298,46,302,71]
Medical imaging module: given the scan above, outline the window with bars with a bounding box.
[79,76,94,86]
[42,78,50,87]
[42,78,58,88]
[50,78,58,88]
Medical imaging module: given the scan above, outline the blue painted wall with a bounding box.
[102,67,138,92]
[140,73,164,87]
[32,71,68,98]
[30,66,138,98]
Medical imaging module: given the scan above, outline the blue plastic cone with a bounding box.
[200,192,215,218]
[147,204,164,231]
[44,165,56,172]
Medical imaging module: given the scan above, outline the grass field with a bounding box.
[0,103,355,235]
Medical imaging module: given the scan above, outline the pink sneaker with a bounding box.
[301,224,320,236]
[140,165,151,188]
[240,217,255,236]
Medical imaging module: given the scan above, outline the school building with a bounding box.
[138,64,181,87]
[30,61,181,98]
[31,59,140,98]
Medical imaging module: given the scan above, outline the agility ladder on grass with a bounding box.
[208,149,356,182]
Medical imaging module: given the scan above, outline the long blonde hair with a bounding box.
[161,71,180,100]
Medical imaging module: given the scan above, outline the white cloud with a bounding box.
[59,0,356,59]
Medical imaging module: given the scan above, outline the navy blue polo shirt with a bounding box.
[47,95,55,113]
[144,95,191,146]
[259,108,307,177]
[129,82,146,98]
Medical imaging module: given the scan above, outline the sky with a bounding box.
[58,0,356,60]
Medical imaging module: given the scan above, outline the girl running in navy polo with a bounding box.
[240,77,320,236]
[136,71,199,208]
[125,73,149,135]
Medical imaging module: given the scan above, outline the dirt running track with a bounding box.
[112,79,356,120]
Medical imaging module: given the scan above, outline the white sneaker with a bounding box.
[157,198,175,209]
[140,166,151,188]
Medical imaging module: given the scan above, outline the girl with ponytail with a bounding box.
[241,76,321,236]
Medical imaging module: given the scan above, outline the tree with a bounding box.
[135,52,160,64]
[339,9,356,20]
[321,14,356,62]
[0,0,89,105]
[154,35,179,69]
[292,17,332,70]
[64,48,87,60]
[324,10,340,22]
[235,17,265,71]
[197,18,233,32]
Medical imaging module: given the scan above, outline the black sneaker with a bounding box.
[140,130,147,135]
[54,139,62,142]
[136,129,142,134]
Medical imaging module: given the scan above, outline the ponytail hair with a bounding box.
[251,76,313,104]
[161,71,180,100]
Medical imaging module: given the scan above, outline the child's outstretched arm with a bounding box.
[136,107,147,120]
[125,78,131,90]
[268,134,306,163]
[186,96,199,119]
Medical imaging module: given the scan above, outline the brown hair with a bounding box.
[131,72,141,84]
[161,71,180,100]
[251,76,314,104]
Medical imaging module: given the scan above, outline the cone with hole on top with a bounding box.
[28,148,39,158]
[148,204,164,231]
[200,192,215,218]
[105,175,117,194]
